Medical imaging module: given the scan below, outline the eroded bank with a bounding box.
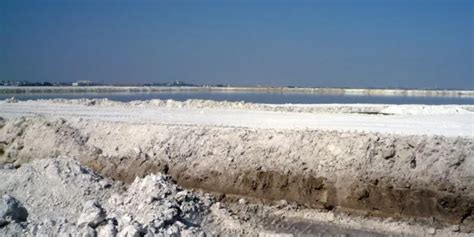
[1,116,473,232]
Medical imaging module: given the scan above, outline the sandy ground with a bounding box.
[1,99,473,236]
[0,99,473,137]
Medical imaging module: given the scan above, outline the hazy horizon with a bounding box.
[1,0,473,89]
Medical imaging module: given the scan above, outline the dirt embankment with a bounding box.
[1,116,473,232]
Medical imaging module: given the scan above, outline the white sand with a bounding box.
[0,99,472,137]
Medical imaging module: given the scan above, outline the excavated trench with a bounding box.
[1,116,474,232]
[82,156,474,229]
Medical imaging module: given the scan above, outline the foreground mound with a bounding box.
[0,158,215,236]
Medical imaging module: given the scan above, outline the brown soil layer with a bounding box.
[1,116,473,231]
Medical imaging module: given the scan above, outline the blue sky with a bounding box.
[1,0,472,89]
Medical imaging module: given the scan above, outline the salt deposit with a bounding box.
[0,158,214,236]
[0,99,473,137]
[0,98,473,236]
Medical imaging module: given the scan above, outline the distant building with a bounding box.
[72,80,94,86]
[143,80,197,87]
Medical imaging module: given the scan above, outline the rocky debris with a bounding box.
[427,227,437,235]
[451,225,461,233]
[0,157,116,224]
[77,200,107,228]
[106,174,214,236]
[0,157,117,235]
[0,157,215,236]
[238,198,248,205]
[0,222,27,235]
[0,163,16,170]
[274,199,289,209]
[117,224,142,237]
[96,220,118,236]
[0,194,28,225]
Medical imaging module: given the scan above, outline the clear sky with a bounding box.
[1,0,473,89]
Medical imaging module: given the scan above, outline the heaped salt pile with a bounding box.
[0,157,114,235]
[0,157,214,236]
[105,174,214,236]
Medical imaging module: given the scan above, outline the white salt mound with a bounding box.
[0,157,214,236]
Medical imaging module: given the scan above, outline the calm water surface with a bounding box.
[1,92,473,105]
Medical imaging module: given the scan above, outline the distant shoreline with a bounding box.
[1,86,473,97]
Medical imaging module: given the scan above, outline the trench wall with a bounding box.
[1,116,473,229]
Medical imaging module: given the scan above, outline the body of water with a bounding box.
[1,91,473,105]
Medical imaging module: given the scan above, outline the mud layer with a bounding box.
[1,116,473,232]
